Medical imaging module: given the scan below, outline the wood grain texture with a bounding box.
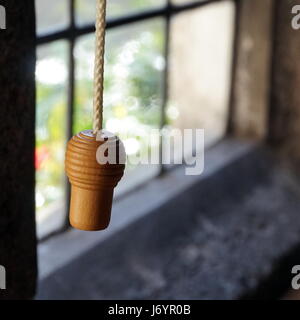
[65,130,125,231]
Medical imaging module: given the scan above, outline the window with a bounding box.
[35,0,236,239]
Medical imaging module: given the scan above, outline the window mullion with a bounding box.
[64,0,76,229]
[159,0,172,176]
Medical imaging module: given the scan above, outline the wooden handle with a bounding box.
[65,130,125,231]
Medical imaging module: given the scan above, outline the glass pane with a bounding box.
[167,1,235,157]
[76,0,167,26]
[36,41,68,238]
[171,0,203,4]
[74,19,165,194]
[36,0,69,35]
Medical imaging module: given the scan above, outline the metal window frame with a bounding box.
[36,0,239,238]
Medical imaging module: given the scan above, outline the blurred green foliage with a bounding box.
[36,19,165,217]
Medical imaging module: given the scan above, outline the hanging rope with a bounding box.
[93,0,107,134]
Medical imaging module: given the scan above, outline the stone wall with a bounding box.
[269,0,300,163]
[231,0,274,140]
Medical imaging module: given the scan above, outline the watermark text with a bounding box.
[0,5,6,30]
[96,128,205,176]
[0,265,6,290]
[292,5,300,30]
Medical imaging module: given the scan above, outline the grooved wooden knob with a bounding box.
[65,130,126,231]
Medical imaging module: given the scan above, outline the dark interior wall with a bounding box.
[269,0,300,162]
[0,0,37,299]
[231,0,274,140]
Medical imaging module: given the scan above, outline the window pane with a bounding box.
[74,19,165,194]
[171,0,204,4]
[36,0,69,35]
[167,1,235,157]
[36,41,68,238]
[75,0,167,26]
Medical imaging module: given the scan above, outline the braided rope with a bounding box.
[93,0,107,134]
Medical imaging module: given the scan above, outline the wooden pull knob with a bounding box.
[65,130,126,231]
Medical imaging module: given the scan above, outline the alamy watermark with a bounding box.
[0,265,6,290]
[0,5,6,30]
[291,265,300,290]
[292,5,300,30]
[96,128,205,176]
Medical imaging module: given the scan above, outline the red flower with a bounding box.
[35,146,50,170]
